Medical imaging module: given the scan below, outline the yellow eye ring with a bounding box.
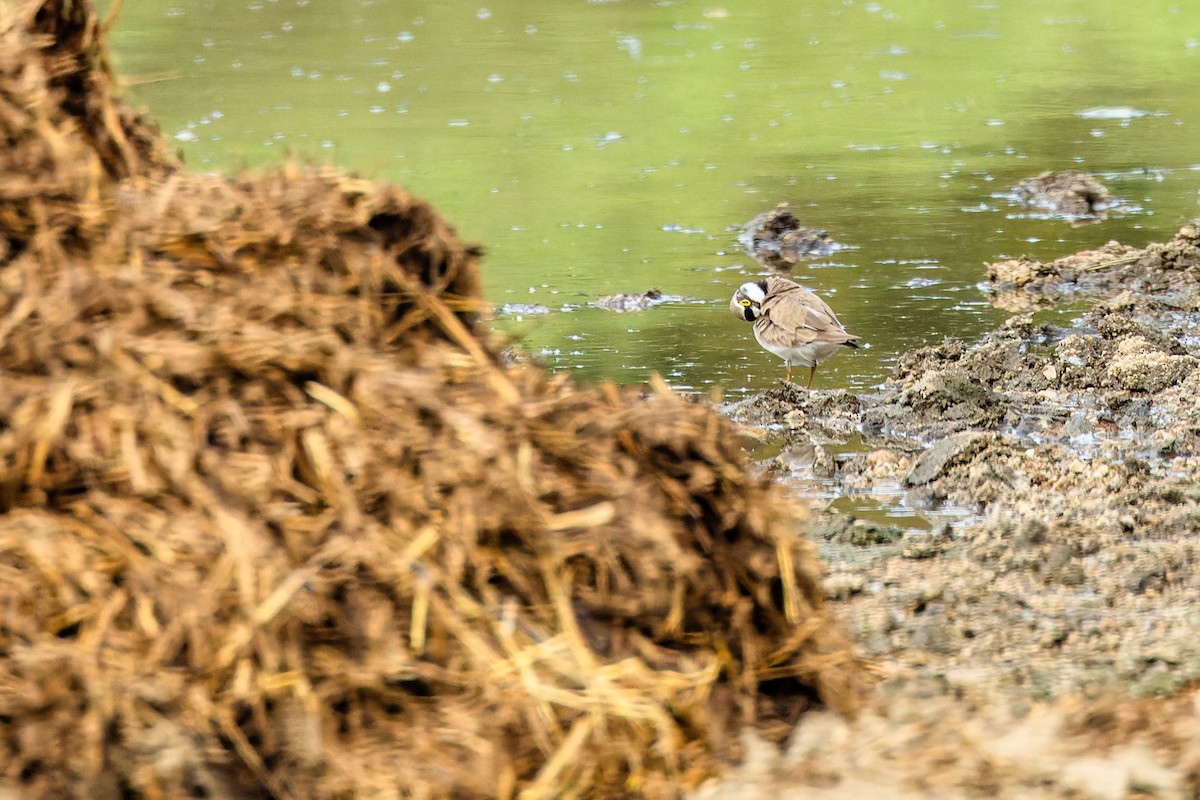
[739,298,752,306]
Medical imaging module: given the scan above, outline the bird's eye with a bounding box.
[739,298,752,307]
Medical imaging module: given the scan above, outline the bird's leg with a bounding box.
[806,365,817,389]
[785,363,792,382]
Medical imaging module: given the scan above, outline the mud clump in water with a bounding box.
[739,202,841,268]
[0,3,865,799]
[588,288,701,312]
[987,222,1200,311]
[1008,169,1118,222]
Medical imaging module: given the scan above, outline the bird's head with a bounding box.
[729,280,767,322]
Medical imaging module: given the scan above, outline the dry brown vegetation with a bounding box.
[0,2,863,798]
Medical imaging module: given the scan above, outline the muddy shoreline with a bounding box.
[706,223,1200,798]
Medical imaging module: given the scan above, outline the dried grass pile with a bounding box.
[0,2,864,798]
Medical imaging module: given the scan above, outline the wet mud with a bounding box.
[714,222,1200,798]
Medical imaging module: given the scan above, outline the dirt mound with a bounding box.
[0,2,864,798]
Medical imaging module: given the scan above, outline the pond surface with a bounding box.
[105,0,1200,397]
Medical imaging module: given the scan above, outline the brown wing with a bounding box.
[755,275,858,349]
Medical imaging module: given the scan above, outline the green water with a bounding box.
[105,1,1200,397]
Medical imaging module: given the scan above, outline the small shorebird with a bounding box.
[729,275,859,388]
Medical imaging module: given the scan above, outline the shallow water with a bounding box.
[106,1,1200,398]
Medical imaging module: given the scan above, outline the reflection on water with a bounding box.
[105,0,1200,398]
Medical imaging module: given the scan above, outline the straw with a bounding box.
[0,2,866,797]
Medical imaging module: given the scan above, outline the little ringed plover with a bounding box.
[729,275,859,388]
